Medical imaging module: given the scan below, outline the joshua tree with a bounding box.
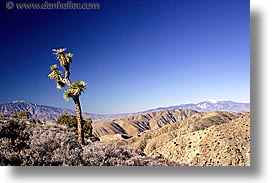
[48,48,87,145]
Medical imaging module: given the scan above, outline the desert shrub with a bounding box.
[0,119,30,165]
[56,114,77,128]
[27,118,44,125]
[13,110,30,119]
[0,119,182,166]
[84,118,93,135]
[56,114,92,135]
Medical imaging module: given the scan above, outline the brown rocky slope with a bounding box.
[97,111,250,166]
[93,109,198,137]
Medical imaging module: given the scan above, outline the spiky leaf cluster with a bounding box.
[48,64,64,89]
[65,53,73,63]
[52,48,66,54]
[63,89,72,101]
[52,48,66,59]
[52,48,73,67]
[50,64,58,71]
[63,81,86,101]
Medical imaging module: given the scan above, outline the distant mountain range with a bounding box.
[0,100,250,122]
[142,99,250,113]
[0,100,127,123]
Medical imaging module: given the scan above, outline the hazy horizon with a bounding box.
[0,98,250,115]
[0,0,250,114]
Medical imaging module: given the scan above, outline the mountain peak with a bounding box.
[204,99,218,104]
[11,100,32,104]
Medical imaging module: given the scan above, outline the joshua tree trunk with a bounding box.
[73,96,85,145]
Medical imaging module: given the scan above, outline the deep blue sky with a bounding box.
[0,0,250,114]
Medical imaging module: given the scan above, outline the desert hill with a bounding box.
[93,109,198,137]
[98,111,250,166]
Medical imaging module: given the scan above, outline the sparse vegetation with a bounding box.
[48,48,87,145]
[12,110,30,119]
[0,118,181,166]
[56,114,92,135]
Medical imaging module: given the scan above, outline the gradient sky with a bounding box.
[0,0,250,114]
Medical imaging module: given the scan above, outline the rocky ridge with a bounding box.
[99,111,250,166]
[92,109,198,137]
